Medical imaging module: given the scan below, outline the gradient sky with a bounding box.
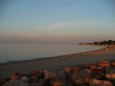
[0,0,115,43]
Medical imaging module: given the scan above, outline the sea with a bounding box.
[0,43,105,63]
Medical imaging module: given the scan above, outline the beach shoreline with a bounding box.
[0,44,105,64]
[0,45,115,78]
[0,45,108,65]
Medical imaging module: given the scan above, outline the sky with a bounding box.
[0,0,115,44]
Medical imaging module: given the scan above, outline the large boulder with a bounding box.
[63,67,72,79]
[98,60,110,67]
[89,78,113,86]
[3,80,29,86]
[105,67,115,80]
[71,69,91,85]
[111,62,115,67]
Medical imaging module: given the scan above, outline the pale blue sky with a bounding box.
[0,0,115,43]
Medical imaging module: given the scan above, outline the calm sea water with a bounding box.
[0,43,104,63]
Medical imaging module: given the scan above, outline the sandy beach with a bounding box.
[0,45,115,78]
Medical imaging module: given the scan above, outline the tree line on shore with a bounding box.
[94,40,115,45]
[79,40,115,45]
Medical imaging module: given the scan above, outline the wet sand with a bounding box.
[0,45,115,78]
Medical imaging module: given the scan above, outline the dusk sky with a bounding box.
[0,0,115,44]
